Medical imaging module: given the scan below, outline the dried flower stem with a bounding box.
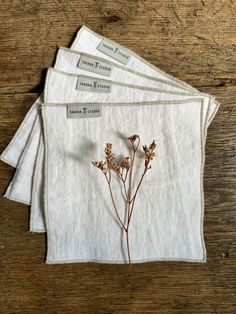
[126,228,132,266]
[104,171,127,231]
[128,167,149,223]
[125,137,140,265]
[92,135,157,267]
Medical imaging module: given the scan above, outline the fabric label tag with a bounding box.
[76,77,112,93]
[77,55,112,77]
[67,105,102,119]
[97,39,130,65]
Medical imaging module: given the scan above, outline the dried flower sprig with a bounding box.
[92,135,157,266]
[91,161,107,172]
[142,140,157,168]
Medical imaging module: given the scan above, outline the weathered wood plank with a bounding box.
[0,0,235,93]
[0,87,235,313]
[0,0,236,313]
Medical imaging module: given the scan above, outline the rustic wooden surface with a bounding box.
[0,1,236,313]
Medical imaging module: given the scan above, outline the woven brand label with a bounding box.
[67,105,102,119]
[97,39,130,65]
[77,55,112,77]
[76,77,112,93]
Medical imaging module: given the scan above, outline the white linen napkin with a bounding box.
[16,69,217,238]
[0,26,220,264]
[1,46,218,172]
[0,96,42,167]
[0,25,216,168]
[2,47,219,209]
[3,67,217,213]
[4,117,41,205]
[71,26,198,92]
[40,69,215,264]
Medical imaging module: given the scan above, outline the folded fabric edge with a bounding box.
[74,25,199,94]
[45,257,207,265]
[207,100,221,127]
[0,154,17,168]
[28,229,46,233]
[3,192,30,206]
[0,97,41,168]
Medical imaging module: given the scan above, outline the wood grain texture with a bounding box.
[0,1,235,313]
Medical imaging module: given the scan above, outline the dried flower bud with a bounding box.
[142,145,148,153]
[127,135,139,143]
[112,163,121,173]
[149,140,157,151]
[121,156,131,170]
[92,161,107,172]
[142,140,157,168]
[104,143,116,164]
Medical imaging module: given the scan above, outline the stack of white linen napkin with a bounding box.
[1,26,220,265]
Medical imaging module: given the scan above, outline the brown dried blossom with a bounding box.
[92,134,157,266]
[112,162,121,173]
[91,161,107,172]
[127,134,139,143]
[121,157,131,170]
[142,140,157,168]
[104,143,116,164]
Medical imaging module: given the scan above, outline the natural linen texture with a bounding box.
[0,25,221,264]
[41,70,211,264]
[0,25,219,168]
[2,47,219,210]
[4,69,217,234]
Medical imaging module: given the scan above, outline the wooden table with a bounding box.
[0,1,235,313]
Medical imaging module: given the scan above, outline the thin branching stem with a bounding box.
[127,144,135,221]
[112,166,129,201]
[125,230,132,266]
[128,166,149,224]
[122,180,129,200]
[104,172,127,231]
[92,135,157,266]
[117,171,129,201]
[130,166,149,205]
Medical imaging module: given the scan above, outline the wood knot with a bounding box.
[106,15,121,23]
[221,251,229,258]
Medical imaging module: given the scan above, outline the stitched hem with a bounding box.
[59,46,204,96]
[30,135,44,232]
[72,25,199,94]
[44,68,209,105]
[43,97,208,108]
[207,101,221,127]
[43,98,208,263]
[46,257,207,265]
[41,106,51,262]
[28,229,46,233]
[0,154,17,167]
[0,97,41,166]
[3,194,30,205]
[199,99,207,262]
[3,117,39,207]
